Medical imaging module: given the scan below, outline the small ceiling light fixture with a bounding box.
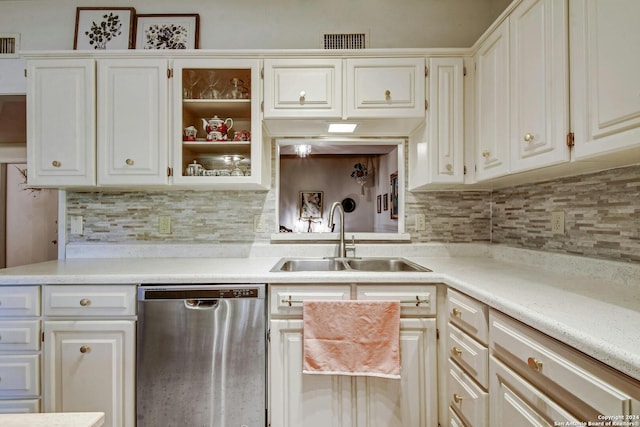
[328,123,358,133]
[294,144,312,158]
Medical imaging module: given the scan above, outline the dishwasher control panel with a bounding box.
[138,285,265,301]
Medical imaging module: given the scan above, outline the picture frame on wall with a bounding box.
[390,172,399,219]
[74,7,136,50]
[299,191,323,219]
[377,194,382,214]
[134,14,200,49]
[383,193,388,211]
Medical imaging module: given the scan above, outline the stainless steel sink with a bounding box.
[270,257,430,272]
[273,258,348,272]
[345,257,431,272]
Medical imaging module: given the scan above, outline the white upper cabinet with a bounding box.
[409,57,464,190]
[171,58,269,189]
[97,58,169,186]
[26,59,96,187]
[345,58,425,118]
[263,58,342,118]
[509,0,570,173]
[474,20,510,181]
[570,0,640,159]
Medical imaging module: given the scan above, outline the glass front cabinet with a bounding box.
[171,59,269,189]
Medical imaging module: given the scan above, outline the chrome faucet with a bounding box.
[328,201,355,258]
[328,202,346,257]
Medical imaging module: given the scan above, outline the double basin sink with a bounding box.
[271,257,431,272]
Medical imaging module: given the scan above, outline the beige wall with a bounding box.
[1,0,511,50]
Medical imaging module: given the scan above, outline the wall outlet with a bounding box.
[415,214,426,231]
[158,216,172,234]
[70,215,83,235]
[551,211,565,235]
[254,214,267,233]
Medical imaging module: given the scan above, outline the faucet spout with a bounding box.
[328,201,346,258]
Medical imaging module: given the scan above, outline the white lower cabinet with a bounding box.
[268,284,438,427]
[43,321,135,427]
[490,309,640,423]
[0,286,41,413]
[42,285,136,427]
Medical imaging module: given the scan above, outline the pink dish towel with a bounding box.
[302,300,401,379]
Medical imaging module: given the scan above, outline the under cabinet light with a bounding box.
[328,123,358,133]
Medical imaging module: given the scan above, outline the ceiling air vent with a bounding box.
[323,32,368,49]
[0,33,19,58]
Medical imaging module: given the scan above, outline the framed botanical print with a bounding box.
[74,7,135,50]
[134,14,200,49]
[299,191,323,219]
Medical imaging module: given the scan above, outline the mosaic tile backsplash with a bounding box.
[66,164,640,264]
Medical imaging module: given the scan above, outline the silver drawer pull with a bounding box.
[527,357,543,371]
[80,345,91,354]
[281,296,428,307]
[79,298,91,307]
[453,393,463,404]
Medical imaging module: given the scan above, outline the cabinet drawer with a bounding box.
[263,59,342,118]
[346,58,425,118]
[0,321,40,351]
[490,355,581,426]
[269,284,351,316]
[447,359,488,427]
[356,284,436,317]
[490,310,640,420]
[0,287,40,317]
[0,355,39,397]
[447,288,488,345]
[44,285,136,317]
[448,322,488,389]
[0,399,40,413]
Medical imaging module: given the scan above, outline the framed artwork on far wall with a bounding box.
[299,191,323,219]
[383,193,388,211]
[377,194,382,213]
[74,7,136,50]
[134,14,200,49]
[390,171,398,219]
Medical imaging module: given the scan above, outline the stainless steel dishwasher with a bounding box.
[136,284,266,427]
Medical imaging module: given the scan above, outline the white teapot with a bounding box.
[202,116,233,141]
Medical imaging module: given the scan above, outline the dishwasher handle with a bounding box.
[138,285,265,301]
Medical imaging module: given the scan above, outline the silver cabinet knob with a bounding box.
[52,160,61,167]
[453,393,463,404]
[125,158,134,166]
[482,150,490,158]
[452,346,463,357]
[384,89,391,100]
[80,345,91,354]
[452,307,462,317]
[446,163,453,172]
[79,298,91,307]
[524,133,535,142]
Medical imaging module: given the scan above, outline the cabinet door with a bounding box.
[475,20,510,181]
[355,318,437,427]
[171,59,268,189]
[26,59,95,187]
[97,59,169,186]
[346,58,425,118]
[43,320,135,427]
[509,0,570,172]
[570,0,640,159]
[263,58,342,118]
[490,356,580,427]
[269,319,353,427]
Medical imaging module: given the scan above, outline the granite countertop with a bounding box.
[0,412,104,427]
[0,244,638,383]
